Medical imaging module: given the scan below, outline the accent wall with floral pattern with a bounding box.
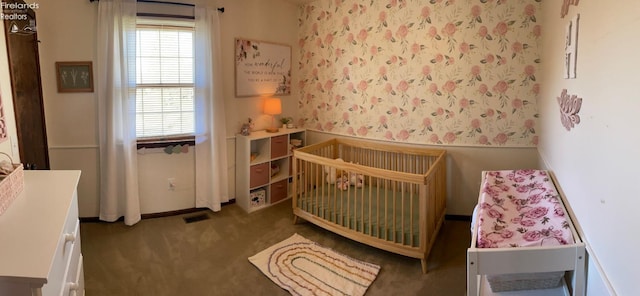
[297,0,541,147]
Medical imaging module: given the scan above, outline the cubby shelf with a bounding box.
[235,128,305,213]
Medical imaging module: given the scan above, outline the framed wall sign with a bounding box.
[55,61,94,93]
[235,38,291,97]
[564,14,579,79]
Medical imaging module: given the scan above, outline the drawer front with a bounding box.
[270,135,288,158]
[249,163,270,188]
[270,179,289,204]
[41,195,80,296]
[62,249,84,296]
[76,256,85,296]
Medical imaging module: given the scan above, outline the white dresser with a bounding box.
[0,170,84,296]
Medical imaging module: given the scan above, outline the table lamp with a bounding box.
[264,97,282,133]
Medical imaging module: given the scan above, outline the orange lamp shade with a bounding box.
[264,98,282,115]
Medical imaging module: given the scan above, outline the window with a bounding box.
[135,23,194,139]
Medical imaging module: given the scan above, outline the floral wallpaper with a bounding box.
[297,0,541,146]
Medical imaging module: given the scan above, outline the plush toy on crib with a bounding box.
[324,158,345,184]
[335,175,350,190]
[324,158,364,190]
[335,173,363,190]
[348,172,364,188]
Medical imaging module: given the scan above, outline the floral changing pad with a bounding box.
[476,170,574,248]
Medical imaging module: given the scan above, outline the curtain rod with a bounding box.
[89,0,225,13]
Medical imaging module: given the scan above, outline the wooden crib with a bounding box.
[291,138,447,273]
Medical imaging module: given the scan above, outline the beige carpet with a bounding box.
[80,199,470,295]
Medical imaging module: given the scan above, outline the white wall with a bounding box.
[538,1,638,294]
[218,0,301,134]
[36,0,100,217]
[35,0,300,217]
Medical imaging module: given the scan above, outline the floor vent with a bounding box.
[183,213,210,224]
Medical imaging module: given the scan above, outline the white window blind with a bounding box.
[135,24,194,139]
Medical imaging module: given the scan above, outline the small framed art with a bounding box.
[55,61,94,93]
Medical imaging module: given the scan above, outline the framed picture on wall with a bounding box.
[55,61,94,93]
[234,38,291,97]
[564,14,579,79]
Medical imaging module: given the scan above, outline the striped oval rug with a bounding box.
[249,233,380,296]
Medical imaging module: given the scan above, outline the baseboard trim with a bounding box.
[80,199,236,223]
[445,214,471,221]
[81,200,467,224]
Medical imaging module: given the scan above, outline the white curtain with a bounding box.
[97,0,141,225]
[194,4,229,211]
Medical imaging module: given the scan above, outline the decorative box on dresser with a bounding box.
[0,170,84,296]
[236,128,305,213]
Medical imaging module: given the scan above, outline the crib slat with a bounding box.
[410,183,415,247]
[367,174,372,236]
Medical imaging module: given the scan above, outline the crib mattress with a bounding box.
[297,184,421,247]
[476,170,574,248]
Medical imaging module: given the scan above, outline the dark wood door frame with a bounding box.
[3,0,50,169]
